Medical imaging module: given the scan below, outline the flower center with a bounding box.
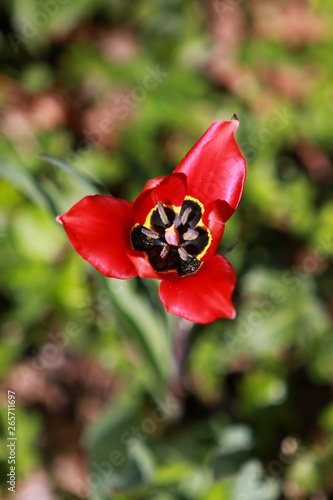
[165,224,179,246]
[130,197,211,276]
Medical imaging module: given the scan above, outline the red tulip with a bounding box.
[56,119,246,324]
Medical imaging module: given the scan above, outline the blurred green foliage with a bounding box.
[0,0,333,499]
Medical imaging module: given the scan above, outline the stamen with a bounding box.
[183,229,199,241]
[141,227,160,239]
[181,207,192,225]
[157,201,168,225]
[160,245,169,259]
[178,247,189,261]
[174,213,180,227]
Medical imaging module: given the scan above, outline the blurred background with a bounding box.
[0,0,333,499]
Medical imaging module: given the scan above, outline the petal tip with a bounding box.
[212,116,240,130]
[56,214,63,225]
[230,307,237,320]
[229,116,240,131]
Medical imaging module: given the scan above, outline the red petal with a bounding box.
[140,176,169,194]
[126,249,182,282]
[173,120,246,222]
[201,202,225,260]
[159,255,236,324]
[57,195,137,279]
[126,249,162,279]
[132,174,186,225]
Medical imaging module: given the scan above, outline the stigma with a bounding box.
[164,224,180,246]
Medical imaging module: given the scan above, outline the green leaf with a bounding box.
[39,154,107,195]
[85,401,156,495]
[0,162,58,215]
[106,277,172,388]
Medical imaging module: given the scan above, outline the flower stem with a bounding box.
[171,318,194,398]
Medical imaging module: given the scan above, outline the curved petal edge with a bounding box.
[173,120,246,222]
[57,195,137,279]
[159,254,237,324]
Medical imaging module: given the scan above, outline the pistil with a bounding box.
[165,224,180,246]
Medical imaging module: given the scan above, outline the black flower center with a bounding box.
[131,197,211,276]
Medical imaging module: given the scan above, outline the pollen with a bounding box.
[178,247,189,261]
[181,207,192,225]
[141,227,160,239]
[183,228,199,241]
[160,245,169,259]
[157,201,169,225]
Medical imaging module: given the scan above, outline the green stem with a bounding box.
[172,318,194,398]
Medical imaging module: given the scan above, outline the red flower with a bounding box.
[56,119,246,324]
